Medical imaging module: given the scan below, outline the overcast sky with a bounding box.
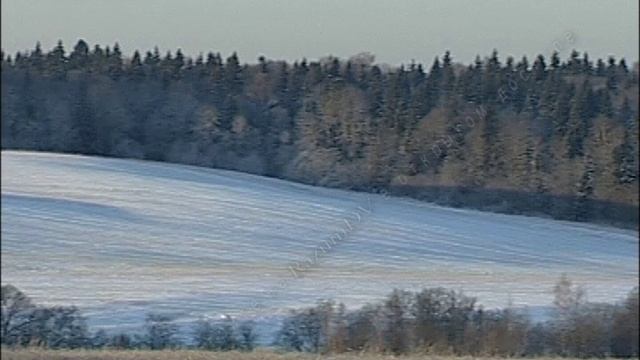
[2,0,638,65]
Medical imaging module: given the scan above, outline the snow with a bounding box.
[1,151,638,337]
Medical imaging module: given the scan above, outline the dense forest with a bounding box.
[1,41,638,226]
[2,280,639,357]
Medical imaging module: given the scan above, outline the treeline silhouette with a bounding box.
[0,284,257,351]
[1,41,638,226]
[2,277,638,357]
[276,278,639,357]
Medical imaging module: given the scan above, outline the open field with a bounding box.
[0,349,610,360]
[1,151,638,338]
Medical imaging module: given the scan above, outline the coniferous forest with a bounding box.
[1,41,638,226]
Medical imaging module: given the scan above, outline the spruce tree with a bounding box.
[46,40,67,79]
[553,83,574,137]
[512,57,529,112]
[128,50,145,82]
[426,56,442,107]
[550,51,561,71]
[441,51,455,102]
[481,105,504,178]
[70,39,89,69]
[613,98,638,184]
[224,52,243,95]
[573,155,595,221]
[30,42,44,72]
[467,56,483,104]
[606,56,618,91]
[90,45,106,73]
[71,76,97,154]
[173,49,185,78]
[532,54,546,81]
[16,71,43,148]
[367,65,384,118]
[595,58,606,76]
[568,50,581,74]
[565,81,591,158]
[107,43,123,80]
[582,52,592,75]
[483,50,501,104]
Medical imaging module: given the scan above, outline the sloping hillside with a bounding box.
[1,151,637,333]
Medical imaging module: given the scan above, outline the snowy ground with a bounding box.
[1,151,638,339]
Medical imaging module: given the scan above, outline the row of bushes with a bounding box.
[0,285,257,351]
[2,276,638,357]
[276,277,639,357]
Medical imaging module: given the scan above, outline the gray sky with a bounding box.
[2,0,638,65]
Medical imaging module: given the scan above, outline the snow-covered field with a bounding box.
[1,151,638,336]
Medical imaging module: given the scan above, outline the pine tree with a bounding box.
[613,98,638,184]
[127,50,145,81]
[276,61,289,103]
[173,49,185,79]
[573,155,595,221]
[343,61,355,83]
[441,51,455,102]
[512,56,530,112]
[46,40,67,79]
[550,51,561,71]
[424,56,441,110]
[597,89,614,118]
[327,57,340,79]
[29,42,44,72]
[532,54,546,81]
[481,105,505,178]
[553,83,574,137]
[90,45,106,73]
[107,43,123,80]
[366,65,384,118]
[606,56,618,91]
[538,74,560,138]
[224,52,243,95]
[595,58,606,76]
[159,51,174,84]
[15,71,47,149]
[69,39,89,69]
[582,52,592,75]
[483,50,502,104]
[618,58,629,74]
[71,76,98,154]
[256,55,267,73]
[565,81,592,158]
[568,50,581,74]
[467,55,483,104]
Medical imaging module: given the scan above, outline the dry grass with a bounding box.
[0,349,600,360]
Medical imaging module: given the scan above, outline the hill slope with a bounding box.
[1,151,638,332]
